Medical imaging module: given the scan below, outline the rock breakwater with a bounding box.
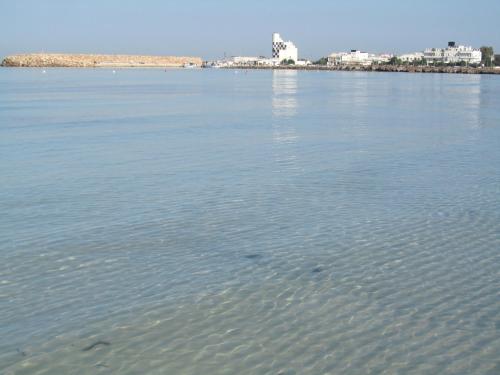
[1,53,202,68]
[223,64,500,75]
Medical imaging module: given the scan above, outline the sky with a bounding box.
[1,0,499,60]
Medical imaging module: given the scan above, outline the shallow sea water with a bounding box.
[1,68,500,374]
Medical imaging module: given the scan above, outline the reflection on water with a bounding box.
[453,75,481,129]
[271,70,300,174]
[272,70,298,119]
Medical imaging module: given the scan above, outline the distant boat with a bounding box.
[183,62,199,69]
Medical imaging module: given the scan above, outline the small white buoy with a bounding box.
[112,70,116,74]
[42,70,46,74]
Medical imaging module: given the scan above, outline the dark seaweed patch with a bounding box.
[82,341,111,351]
[244,254,262,260]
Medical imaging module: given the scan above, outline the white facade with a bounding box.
[328,50,370,66]
[272,33,298,63]
[207,56,280,68]
[327,50,392,66]
[295,59,312,66]
[256,58,280,66]
[231,56,260,64]
[231,56,280,66]
[369,53,392,64]
[423,42,482,64]
[399,52,424,62]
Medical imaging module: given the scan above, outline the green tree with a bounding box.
[413,57,427,66]
[480,46,494,67]
[281,59,295,65]
[388,56,402,65]
[313,57,328,65]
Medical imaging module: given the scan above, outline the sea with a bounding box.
[1,68,499,374]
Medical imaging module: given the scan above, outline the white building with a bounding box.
[327,50,392,66]
[399,52,424,63]
[256,58,280,66]
[296,59,312,66]
[272,33,298,63]
[206,56,280,68]
[231,56,280,66]
[231,56,260,65]
[369,53,392,65]
[328,50,370,66]
[423,42,482,65]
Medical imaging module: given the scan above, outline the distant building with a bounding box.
[327,50,392,66]
[326,53,341,66]
[423,42,481,64]
[205,56,280,68]
[256,58,280,66]
[328,50,370,66]
[232,56,280,66]
[296,59,312,66]
[272,33,298,63]
[399,52,424,63]
[369,53,392,65]
[231,56,260,65]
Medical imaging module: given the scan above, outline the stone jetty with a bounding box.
[1,53,202,68]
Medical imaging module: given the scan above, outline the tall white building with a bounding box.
[272,33,298,63]
[423,42,482,64]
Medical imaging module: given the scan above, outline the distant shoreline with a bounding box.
[220,64,500,75]
[2,54,499,75]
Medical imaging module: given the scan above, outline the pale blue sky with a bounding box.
[1,0,499,60]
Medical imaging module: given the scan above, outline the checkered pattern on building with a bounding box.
[272,42,287,58]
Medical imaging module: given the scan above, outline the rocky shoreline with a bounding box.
[1,53,202,68]
[222,64,500,75]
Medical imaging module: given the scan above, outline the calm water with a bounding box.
[1,68,499,374]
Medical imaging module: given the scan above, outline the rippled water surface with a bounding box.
[1,68,500,374]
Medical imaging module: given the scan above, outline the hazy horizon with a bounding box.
[1,0,499,60]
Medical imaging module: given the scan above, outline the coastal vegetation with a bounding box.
[480,46,495,67]
[281,58,296,65]
[388,57,428,66]
[313,57,328,65]
[388,56,403,65]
